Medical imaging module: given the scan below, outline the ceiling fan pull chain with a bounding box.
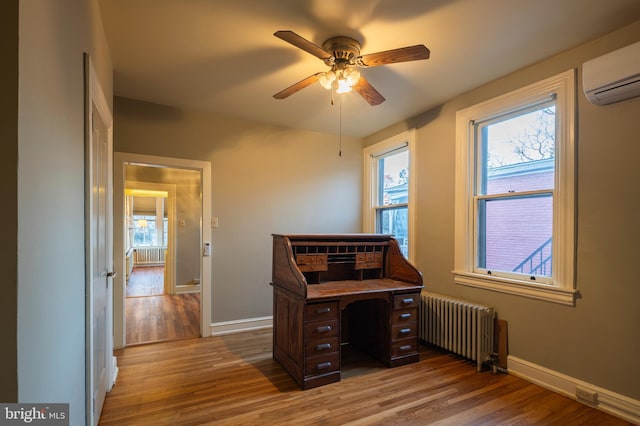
[338,96,342,157]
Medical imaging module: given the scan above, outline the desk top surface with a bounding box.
[306,279,422,300]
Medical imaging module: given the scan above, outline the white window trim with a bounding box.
[363,129,417,263]
[453,70,577,305]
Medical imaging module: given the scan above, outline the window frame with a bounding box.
[453,70,577,305]
[363,129,416,262]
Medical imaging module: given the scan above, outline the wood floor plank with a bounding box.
[127,266,165,297]
[125,265,201,345]
[100,330,632,425]
[126,293,200,345]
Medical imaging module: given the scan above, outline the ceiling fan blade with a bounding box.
[353,77,385,106]
[273,73,322,99]
[359,45,430,67]
[274,30,332,61]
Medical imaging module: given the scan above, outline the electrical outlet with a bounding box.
[575,386,598,404]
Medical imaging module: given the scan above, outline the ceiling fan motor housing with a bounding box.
[322,36,361,68]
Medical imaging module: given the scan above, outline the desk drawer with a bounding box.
[391,339,418,358]
[305,337,339,357]
[393,293,419,310]
[296,254,328,272]
[305,302,338,322]
[305,352,340,376]
[391,323,417,340]
[354,252,383,269]
[391,308,417,324]
[305,319,338,340]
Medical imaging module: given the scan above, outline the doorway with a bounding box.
[113,154,212,349]
[124,169,199,345]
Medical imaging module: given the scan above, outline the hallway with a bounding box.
[126,267,200,345]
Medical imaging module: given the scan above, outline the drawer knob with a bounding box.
[400,345,412,351]
[316,325,332,333]
[316,307,331,314]
[402,298,414,304]
[316,343,332,351]
[316,362,332,370]
[399,313,412,319]
[400,328,412,335]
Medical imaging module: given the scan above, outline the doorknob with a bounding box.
[106,271,117,278]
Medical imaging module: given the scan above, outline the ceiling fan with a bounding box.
[273,30,430,106]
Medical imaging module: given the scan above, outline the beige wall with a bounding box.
[366,21,640,400]
[113,98,363,321]
[17,0,112,421]
[0,0,18,403]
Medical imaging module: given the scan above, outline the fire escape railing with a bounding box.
[512,237,552,276]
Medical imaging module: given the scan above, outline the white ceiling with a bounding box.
[99,0,640,137]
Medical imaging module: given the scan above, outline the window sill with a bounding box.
[453,271,577,306]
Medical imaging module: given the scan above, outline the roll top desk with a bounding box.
[271,234,423,390]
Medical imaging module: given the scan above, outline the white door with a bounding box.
[86,55,115,426]
[91,107,109,419]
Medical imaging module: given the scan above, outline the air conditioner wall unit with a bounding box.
[582,41,640,105]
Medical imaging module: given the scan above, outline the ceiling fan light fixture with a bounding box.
[335,78,352,94]
[323,67,359,93]
[343,67,360,86]
[319,70,336,89]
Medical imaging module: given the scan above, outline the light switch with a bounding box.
[211,217,219,228]
[179,219,186,228]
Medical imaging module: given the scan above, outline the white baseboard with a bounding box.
[508,355,640,424]
[175,283,200,294]
[210,316,273,336]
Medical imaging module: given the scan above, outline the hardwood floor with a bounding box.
[126,293,200,345]
[100,329,630,425]
[127,266,165,297]
[126,266,200,345]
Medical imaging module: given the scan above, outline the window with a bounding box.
[363,129,416,261]
[454,70,576,305]
[132,214,168,247]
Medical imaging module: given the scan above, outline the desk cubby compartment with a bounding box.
[293,242,386,283]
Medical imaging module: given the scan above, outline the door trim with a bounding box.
[113,153,212,348]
